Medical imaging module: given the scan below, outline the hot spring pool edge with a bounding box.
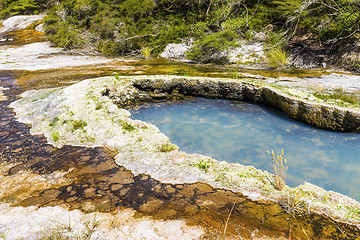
[10,75,360,232]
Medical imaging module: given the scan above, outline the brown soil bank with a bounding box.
[128,76,360,133]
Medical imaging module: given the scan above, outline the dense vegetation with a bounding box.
[2,0,360,63]
[0,0,50,18]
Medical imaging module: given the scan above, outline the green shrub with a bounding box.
[46,23,85,50]
[36,0,360,59]
[187,30,238,63]
[0,0,42,19]
[98,41,127,56]
[150,19,191,55]
[272,0,360,46]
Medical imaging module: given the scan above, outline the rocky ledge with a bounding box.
[117,75,360,133]
[10,75,360,238]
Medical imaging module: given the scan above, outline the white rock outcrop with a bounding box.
[228,42,265,64]
[160,41,192,59]
[0,42,111,70]
[1,15,44,32]
[0,203,204,240]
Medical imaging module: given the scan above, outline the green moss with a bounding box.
[173,69,191,76]
[49,116,60,127]
[343,205,360,220]
[121,121,136,132]
[194,158,212,172]
[51,131,60,141]
[314,88,360,107]
[72,120,87,131]
[159,143,178,152]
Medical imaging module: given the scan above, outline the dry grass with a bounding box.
[267,149,288,190]
[37,214,100,240]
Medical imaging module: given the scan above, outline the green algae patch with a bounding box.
[10,75,360,227]
[284,183,360,223]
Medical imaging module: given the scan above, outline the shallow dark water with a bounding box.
[130,98,360,201]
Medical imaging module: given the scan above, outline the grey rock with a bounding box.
[160,41,192,59]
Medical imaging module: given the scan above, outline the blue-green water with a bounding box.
[130,98,360,200]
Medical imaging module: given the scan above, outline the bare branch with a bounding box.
[119,34,157,43]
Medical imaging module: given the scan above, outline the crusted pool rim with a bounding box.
[10,75,360,234]
[130,75,360,133]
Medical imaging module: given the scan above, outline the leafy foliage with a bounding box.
[187,29,238,63]
[41,0,273,58]
[0,0,49,18]
[3,0,360,61]
[272,0,360,46]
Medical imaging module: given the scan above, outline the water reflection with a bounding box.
[130,98,360,200]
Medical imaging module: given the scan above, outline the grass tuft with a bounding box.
[37,214,99,240]
[227,67,240,79]
[141,47,151,58]
[265,47,289,69]
[49,116,60,127]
